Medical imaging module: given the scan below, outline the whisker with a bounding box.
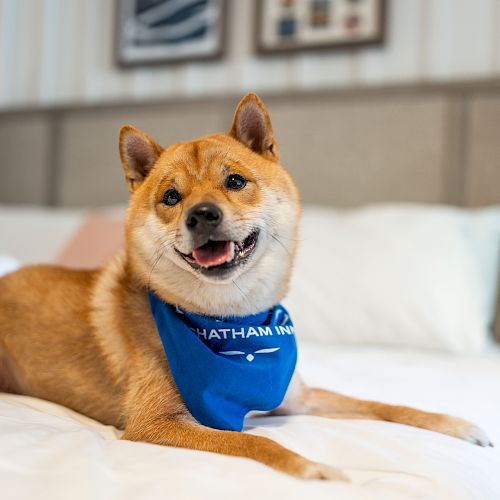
[270,233,291,255]
[147,235,174,288]
[232,278,253,310]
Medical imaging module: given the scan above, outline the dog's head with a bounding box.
[119,93,300,316]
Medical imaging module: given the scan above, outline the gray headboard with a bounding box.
[2,79,500,209]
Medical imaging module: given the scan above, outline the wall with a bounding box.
[2,0,500,110]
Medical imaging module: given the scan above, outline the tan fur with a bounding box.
[0,94,491,482]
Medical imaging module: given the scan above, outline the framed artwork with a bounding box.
[256,0,386,54]
[116,0,227,66]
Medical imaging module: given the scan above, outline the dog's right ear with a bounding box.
[119,125,163,193]
[229,93,279,161]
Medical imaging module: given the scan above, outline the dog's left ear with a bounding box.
[229,93,279,161]
[119,125,164,193]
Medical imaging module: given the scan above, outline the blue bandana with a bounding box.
[148,292,297,431]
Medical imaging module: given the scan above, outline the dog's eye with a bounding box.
[226,174,247,191]
[162,189,181,206]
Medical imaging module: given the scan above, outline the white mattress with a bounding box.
[1,343,499,500]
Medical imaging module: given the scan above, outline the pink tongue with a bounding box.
[192,241,231,267]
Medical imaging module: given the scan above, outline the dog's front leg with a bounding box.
[273,374,492,447]
[120,366,348,481]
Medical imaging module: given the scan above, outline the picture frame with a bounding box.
[115,0,227,67]
[255,0,386,54]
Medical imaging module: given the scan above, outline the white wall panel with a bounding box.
[492,0,500,74]
[1,0,500,109]
[147,66,183,98]
[81,0,105,102]
[183,62,228,95]
[0,0,19,106]
[447,0,496,78]
[93,0,136,102]
[55,0,86,102]
[426,0,496,79]
[39,0,62,104]
[291,51,354,88]
[12,0,45,104]
[357,0,423,83]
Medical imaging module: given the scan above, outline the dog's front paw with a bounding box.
[299,461,350,481]
[432,415,493,447]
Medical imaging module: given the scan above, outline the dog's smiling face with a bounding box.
[119,94,300,317]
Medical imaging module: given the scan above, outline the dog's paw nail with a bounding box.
[301,462,350,481]
[461,424,492,447]
[435,416,492,447]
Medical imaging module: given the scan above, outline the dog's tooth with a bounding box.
[228,241,236,261]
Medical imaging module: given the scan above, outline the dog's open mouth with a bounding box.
[178,230,259,274]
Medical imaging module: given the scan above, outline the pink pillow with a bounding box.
[57,213,124,269]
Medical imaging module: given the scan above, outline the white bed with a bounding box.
[1,205,499,500]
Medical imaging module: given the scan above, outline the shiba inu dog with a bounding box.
[0,94,491,481]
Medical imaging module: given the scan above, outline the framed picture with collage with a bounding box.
[256,0,386,54]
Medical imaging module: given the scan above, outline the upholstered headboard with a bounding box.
[2,80,500,209]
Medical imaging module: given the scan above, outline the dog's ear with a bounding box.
[119,125,163,193]
[228,93,279,161]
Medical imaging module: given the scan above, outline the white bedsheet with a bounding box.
[1,344,499,500]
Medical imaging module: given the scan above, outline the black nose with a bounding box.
[186,202,223,231]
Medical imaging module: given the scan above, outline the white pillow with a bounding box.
[284,204,500,353]
[0,255,20,277]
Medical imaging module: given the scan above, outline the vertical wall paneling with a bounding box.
[418,0,452,79]
[226,0,252,92]
[98,0,136,102]
[183,62,230,96]
[426,0,496,80]
[233,0,267,93]
[291,51,354,89]
[132,68,155,99]
[39,0,62,104]
[357,0,423,83]
[13,0,45,104]
[416,0,431,77]
[447,0,496,78]
[81,0,103,101]
[147,67,177,99]
[492,0,500,75]
[56,0,86,103]
[0,0,19,106]
[1,1,500,109]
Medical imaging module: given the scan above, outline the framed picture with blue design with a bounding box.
[256,0,386,54]
[116,0,227,66]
